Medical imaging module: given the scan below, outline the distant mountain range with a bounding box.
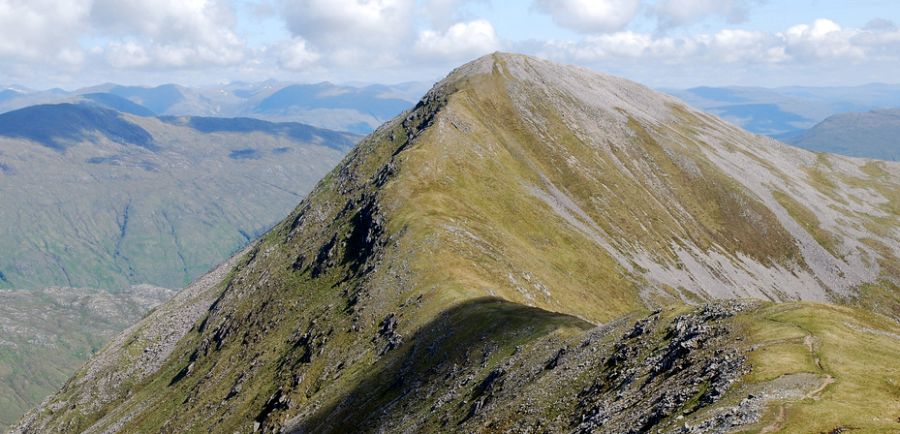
[664,83,900,142]
[3,80,898,160]
[0,81,429,135]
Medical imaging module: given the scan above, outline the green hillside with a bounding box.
[0,104,355,290]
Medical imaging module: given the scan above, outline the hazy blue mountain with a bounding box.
[79,93,156,116]
[785,108,900,161]
[0,81,429,134]
[253,83,411,131]
[713,103,813,135]
[233,81,426,133]
[776,83,900,108]
[104,84,186,114]
[665,83,900,139]
[7,79,900,145]
[159,115,351,149]
[0,103,155,151]
[0,89,23,104]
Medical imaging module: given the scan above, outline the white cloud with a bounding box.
[278,0,501,68]
[278,38,321,70]
[786,18,841,39]
[781,19,864,60]
[655,0,761,29]
[0,0,245,71]
[422,0,486,30]
[414,19,500,60]
[280,0,414,66]
[105,41,152,68]
[0,0,90,64]
[2,2,900,89]
[854,20,900,57]
[532,0,640,34]
[707,29,785,63]
[91,0,245,68]
[556,31,699,60]
[546,18,895,65]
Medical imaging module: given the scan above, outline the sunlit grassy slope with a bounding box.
[735,303,900,433]
[13,53,899,434]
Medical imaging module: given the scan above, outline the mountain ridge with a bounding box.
[12,52,900,434]
[0,81,429,135]
[665,82,900,140]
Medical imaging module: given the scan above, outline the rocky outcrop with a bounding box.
[287,300,773,434]
[575,302,754,434]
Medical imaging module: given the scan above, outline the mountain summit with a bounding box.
[14,53,899,433]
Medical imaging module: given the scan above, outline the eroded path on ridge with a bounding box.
[760,334,834,434]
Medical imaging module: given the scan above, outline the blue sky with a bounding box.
[1,0,898,89]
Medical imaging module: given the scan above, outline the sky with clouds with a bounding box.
[1,0,898,89]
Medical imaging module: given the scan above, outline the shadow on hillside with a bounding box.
[290,297,593,434]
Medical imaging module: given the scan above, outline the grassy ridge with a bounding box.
[736,303,900,432]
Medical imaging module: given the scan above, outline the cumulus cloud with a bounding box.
[0,0,90,64]
[0,0,244,71]
[532,0,640,34]
[414,19,500,60]
[864,18,897,32]
[542,18,898,68]
[280,0,414,66]
[278,38,321,70]
[90,0,245,68]
[277,0,500,68]
[782,19,864,60]
[105,41,153,68]
[655,0,762,29]
[3,1,900,89]
[422,0,487,31]
[707,29,785,63]
[551,31,703,63]
[854,19,900,57]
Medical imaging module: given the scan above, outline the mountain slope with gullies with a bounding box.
[13,53,900,433]
[0,103,357,290]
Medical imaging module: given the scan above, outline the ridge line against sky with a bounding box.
[1,0,899,89]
